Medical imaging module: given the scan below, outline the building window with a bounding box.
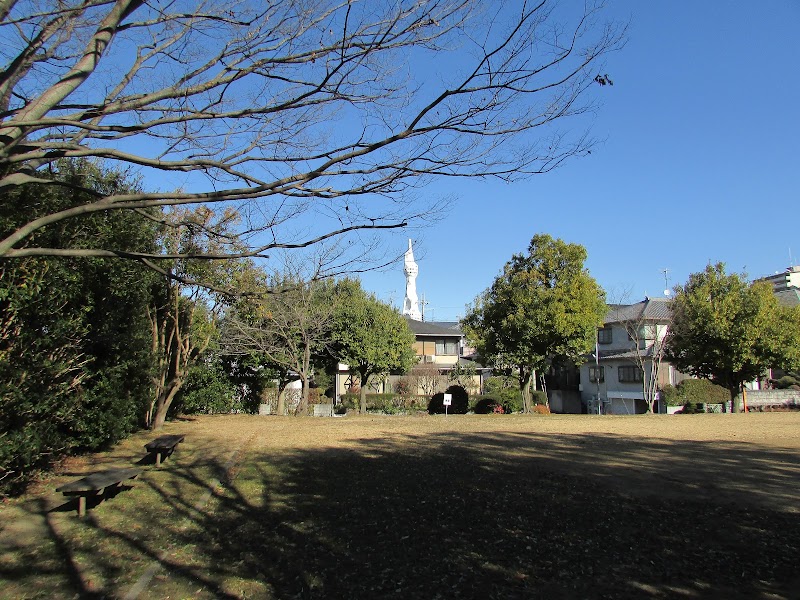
[435,339,459,355]
[588,366,605,383]
[597,326,612,344]
[618,366,643,383]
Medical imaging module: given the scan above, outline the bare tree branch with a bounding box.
[0,0,625,268]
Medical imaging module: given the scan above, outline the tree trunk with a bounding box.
[151,377,182,429]
[299,376,310,416]
[519,368,533,414]
[730,385,740,413]
[298,343,311,415]
[277,386,286,416]
[642,379,654,414]
[360,372,370,413]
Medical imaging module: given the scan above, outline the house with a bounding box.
[334,240,488,402]
[406,318,465,366]
[333,318,489,401]
[578,297,688,414]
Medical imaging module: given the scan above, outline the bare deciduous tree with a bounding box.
[609,297,670,414]
[221,271,337,415]
[0,0,623,268]
[411,361,446,397]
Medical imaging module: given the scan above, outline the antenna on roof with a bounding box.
[662,268,671,297]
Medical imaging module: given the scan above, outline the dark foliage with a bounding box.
[531,390,548,406]
[428,385,469,414]
[472,397,502,414]
[772,374,800,390]
[0,160,159,494]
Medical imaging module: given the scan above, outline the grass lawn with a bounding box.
[2,413,800,599]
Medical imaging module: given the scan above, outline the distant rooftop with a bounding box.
[605,297,671,324]
[404,317,464,337]
[756,266,800,292]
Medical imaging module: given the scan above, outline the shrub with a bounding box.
[307,387,323,404]
[661,379,730,414]
[531,390,548,406]
[666,379,729,413]
[338,392,408,413]
[660,384,681,406]
[772,374,800,390]
[340,393,358,409]
[472,397,502,414]
[176,362,238,415]
[680,379,729,404]
[428,385,469,414]
[365,393,404,413]
[483,377,524,413]
[394,377,413,396]
[532,404,551,415]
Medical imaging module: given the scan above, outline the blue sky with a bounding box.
[358,1,800,321]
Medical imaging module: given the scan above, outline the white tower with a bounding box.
[403,239,422,320]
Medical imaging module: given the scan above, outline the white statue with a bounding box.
[403,239,422,320]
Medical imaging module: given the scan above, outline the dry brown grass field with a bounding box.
[2,412,799,599]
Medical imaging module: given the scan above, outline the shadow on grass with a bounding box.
[5,427,800,599]
[49,483,138,515]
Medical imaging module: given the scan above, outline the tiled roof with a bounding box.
[427,321,463,332]
[594,347,656,360]
[405,317,464,337]
[604,297,671,324]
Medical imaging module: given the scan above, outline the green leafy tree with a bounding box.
[147,206,256,429]
[330,280,417,413]
[0,160,158,492]
[462,234,606,413]
[175,359,238,416]
[666,263,800,412]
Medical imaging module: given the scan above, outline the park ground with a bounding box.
[1,413,799,599]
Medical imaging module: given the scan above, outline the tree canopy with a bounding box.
[330,279,417,413]
[665,263,800,412]
[222,274,338,415]
[462,233,606,413]
[0,0,623,271]
[0,160,158,492]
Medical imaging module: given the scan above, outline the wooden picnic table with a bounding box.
[56,467,142,517]
[144,434,185,466]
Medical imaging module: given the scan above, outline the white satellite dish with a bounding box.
[664,289,671,297]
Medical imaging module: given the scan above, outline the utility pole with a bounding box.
[595,333,601,414]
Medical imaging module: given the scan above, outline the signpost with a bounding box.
[443,393,452,416]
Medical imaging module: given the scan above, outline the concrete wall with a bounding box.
[739,389,800,409]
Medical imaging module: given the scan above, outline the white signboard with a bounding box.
[443,393,452,406]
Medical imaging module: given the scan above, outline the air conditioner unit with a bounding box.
[423,355,435,364]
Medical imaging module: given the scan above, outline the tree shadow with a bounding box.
[48,483,138,515]
[6,425,800,599]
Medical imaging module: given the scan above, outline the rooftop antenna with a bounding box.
[661,268,671,297]
[386,290,397,308]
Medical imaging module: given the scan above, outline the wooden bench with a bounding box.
[144,434,185,466]
[56,468,142,517]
